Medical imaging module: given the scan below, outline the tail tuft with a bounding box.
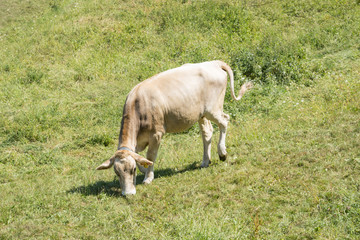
[237,82,253,100]
[217,60,253,101]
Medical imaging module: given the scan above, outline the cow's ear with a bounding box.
[133,155,153,168]
[96,157,115,170]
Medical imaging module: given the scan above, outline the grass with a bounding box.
[1,0,360,239]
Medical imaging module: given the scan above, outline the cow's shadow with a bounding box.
[67,161,200,197]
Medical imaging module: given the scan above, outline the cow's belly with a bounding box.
[164,111,202,133]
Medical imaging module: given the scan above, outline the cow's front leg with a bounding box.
[135,142,149,174]
[199,117,213,168]
[143,131,163,184]
[137,163,147,174]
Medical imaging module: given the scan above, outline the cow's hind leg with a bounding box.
[199,117,213,168]
[143,131,163,184]
[207,112,230,161]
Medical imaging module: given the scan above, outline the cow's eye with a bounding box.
[133,167,136,173]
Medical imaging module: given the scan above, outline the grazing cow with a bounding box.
[96,61,252,195]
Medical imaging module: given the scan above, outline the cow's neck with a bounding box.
[118,101,140,151]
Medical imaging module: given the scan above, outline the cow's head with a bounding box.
[96,150,153,195]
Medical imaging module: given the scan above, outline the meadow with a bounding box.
[0,0,359,239]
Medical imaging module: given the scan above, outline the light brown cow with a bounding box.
[96,61,252,195]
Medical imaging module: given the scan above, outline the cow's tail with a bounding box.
[218,61,253,101]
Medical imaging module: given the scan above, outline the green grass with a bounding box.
[1,0,360,239]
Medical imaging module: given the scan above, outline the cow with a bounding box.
[96,61,252,195]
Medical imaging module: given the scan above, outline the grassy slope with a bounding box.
[1,0,359,239]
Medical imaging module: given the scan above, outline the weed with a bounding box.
[20,68,44,85]
[231,35,309,85]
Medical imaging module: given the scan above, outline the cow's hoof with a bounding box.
[201,160,211,168]
[200,160,211,168]
[219,154,227,161]
[143,178,153,185]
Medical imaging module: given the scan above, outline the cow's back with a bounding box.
[128,61,228,133]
